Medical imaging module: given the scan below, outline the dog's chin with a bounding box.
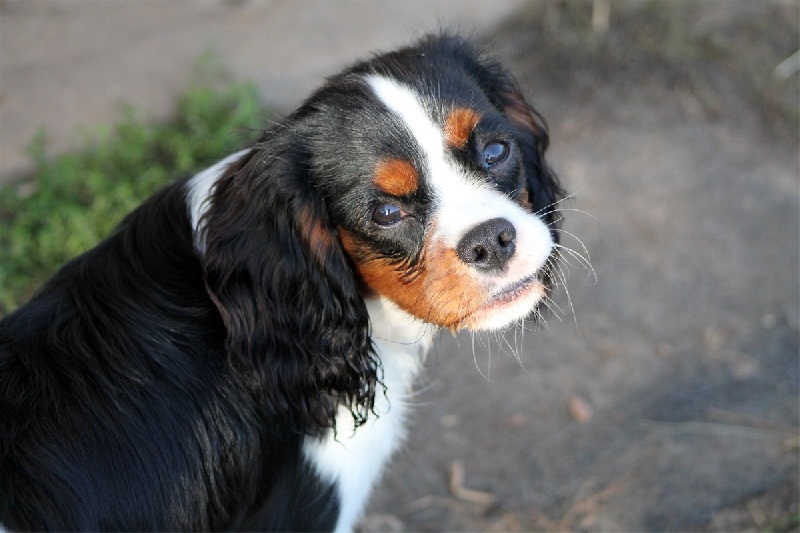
[459,276,546,332]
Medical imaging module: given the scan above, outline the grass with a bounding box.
[0,56,267,314]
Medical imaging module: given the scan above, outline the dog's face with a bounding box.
[304,39,562,332]
[200,35,564,425]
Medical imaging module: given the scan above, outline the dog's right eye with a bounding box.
[372,204,404,226]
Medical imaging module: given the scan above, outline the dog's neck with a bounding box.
[364,295,435,410]
[365,297,435,362]
[302,296,433,533]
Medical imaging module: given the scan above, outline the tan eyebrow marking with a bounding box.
[444,108,481,149]
[373,158,419,197]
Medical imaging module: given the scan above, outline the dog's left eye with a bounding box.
[372,204,404,226]
[483,141,509,168]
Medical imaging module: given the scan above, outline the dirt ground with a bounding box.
[2,1,798,531]
[365,2,799,531]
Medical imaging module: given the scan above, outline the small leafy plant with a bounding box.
[0,57,267,314]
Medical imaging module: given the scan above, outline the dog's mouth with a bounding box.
[457,274,545,331]
[488,274,540,304]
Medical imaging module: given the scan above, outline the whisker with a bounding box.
[552,227,596,281]
[551,264,579,329]
[534,307,552,333]
[540,293,565,322]
[514,323,524,363]
[546,215,565,228]
[498,329,518,363]
[552,247,588,272]
[540,207,603,226]
[553,227,593,261]
[473,334,495,383]
[533,190,582,217]
[470,331,491,383]
[553,244,597,282]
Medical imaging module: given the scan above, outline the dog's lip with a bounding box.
[452,273,544,331]
[460,273,544,326]
[486,274,540,305]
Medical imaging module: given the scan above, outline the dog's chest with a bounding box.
[303,299,431,532]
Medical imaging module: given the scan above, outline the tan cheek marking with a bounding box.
[444,108,481,149]
[373,159,419,197]
[339,227,486,330]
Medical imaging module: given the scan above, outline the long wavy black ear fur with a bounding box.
[200,141,378,433]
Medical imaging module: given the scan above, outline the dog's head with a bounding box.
[321,35,564,332]
[198,34,564,428]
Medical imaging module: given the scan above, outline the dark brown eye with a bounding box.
[372,204,403,226]
[483,141,509,167]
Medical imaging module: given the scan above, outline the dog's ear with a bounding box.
[200,147,378,431]
[484,67,564,237]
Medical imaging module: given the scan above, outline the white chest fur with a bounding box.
[302,298,434,533]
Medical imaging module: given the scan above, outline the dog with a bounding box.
[0,34,564,531]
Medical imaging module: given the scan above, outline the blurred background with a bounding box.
[1,1,798,530]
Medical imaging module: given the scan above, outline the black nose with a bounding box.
[456,217,516,272]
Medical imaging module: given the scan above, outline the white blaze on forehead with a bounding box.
[365,74,553,276]
[365,75,452,185]
[367,76,480,204]
[365,75,488,239]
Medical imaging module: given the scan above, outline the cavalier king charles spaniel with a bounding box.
[0,34,564,531]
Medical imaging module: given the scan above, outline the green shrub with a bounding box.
[0,59,267,314]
